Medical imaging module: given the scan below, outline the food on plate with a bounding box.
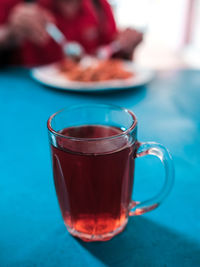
[59,58,133,82]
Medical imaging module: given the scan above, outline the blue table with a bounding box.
[1,68,200,266]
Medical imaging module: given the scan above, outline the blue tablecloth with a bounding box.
[1,68,200,266]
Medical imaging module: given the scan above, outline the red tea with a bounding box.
[51,125,136,241]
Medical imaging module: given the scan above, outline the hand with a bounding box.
[117,28,143,55]
[8,3,54,45]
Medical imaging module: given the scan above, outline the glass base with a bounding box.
[66,218,128,242]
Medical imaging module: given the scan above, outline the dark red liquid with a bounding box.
[51,125,136,240]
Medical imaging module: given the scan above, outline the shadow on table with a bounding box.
[86,85,148,105]
[9,216,200,266]
[77,216,200,266]
[38,82,148,105]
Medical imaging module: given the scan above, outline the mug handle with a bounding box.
[129,142,175,216]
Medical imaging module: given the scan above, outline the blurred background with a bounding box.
[110,0,200,69]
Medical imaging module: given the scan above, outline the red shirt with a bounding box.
[0,0,117,66]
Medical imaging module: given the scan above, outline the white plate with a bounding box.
[31,60,155,92]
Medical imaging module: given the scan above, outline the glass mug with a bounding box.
[48,104,174,242]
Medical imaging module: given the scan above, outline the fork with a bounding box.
[46,22,84,59]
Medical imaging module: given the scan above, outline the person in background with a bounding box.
[0,0,143,66]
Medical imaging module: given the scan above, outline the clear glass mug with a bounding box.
[48,104,174,242]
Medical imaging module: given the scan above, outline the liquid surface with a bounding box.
[51,125,136,240]
[60,124,123,138]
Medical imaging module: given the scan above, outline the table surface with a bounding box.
[1,68,200,267]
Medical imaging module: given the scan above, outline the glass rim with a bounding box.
[47,104,137,141]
